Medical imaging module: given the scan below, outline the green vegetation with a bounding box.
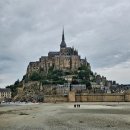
[30,72,44,81]
[77,65,92,89]
[6,79,22,97]
[6,65,94,96]
[26,64,93,89]
[28,69,67,85]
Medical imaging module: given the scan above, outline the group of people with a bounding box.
[74,104,80,108]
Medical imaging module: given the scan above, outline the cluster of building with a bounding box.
[42,84,87,95]
[42,82,130,95]
[90,74,116,93]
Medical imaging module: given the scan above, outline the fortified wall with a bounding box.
[44,91,130,102]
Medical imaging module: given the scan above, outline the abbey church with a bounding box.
[27,29,90,75]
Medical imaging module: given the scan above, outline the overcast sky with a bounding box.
[0,0,130,87]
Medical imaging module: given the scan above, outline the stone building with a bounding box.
[27,29,89,75]
[0,88,11,101]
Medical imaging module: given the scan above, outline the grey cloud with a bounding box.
[0,0,130,87]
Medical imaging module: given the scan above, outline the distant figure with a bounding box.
[76,104,80,108]
[74,104,76,108]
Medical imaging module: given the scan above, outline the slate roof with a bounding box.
[0,88,11,92]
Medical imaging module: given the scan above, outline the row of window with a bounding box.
[0,94,11,97]
[0,92,11,94]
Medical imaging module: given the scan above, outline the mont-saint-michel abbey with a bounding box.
[0,28,130,104]
[8,29,129,103]
[27,29,89,76]
[1,1,130,130]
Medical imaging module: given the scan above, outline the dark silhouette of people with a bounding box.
[74,104,81,108]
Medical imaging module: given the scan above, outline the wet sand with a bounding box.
[0,102,130,130]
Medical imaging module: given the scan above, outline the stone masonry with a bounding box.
[26,29,90,76]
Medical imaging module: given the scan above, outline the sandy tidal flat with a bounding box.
[0,102,130,130]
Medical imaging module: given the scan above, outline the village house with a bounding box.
[0,88,11,102]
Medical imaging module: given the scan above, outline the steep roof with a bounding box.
[60,28,67,48]
[0,88,11,92]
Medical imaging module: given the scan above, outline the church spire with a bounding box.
[60,27,67,48]
[62,27,65,41]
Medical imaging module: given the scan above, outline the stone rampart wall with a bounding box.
[76,93,125,102]
[43,93,130,102]
[44,95,68,103]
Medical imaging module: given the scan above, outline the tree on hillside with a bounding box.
[30,72,42,81]
[6,79,21,97]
